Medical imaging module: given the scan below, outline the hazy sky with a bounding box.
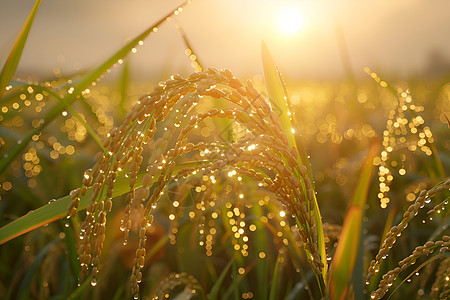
[0,0,449,81]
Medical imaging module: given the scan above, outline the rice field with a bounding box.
[0,1,449,299]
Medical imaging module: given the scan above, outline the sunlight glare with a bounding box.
[277,7,303,35]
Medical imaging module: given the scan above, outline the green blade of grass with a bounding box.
[328,140,379,300]
[208,260,232,300]
[0,160,203,245]
[0,0,41,98]
[176,24,204,72]
[261,42,328,284]
[261,42,296,150]
[0,1,191,175]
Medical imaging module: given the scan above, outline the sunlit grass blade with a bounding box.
[0,1,191,175]
[261,42,295,149]
[0,0,41,98]
[118,59,130,120]
[328,140,379,300]
[261,41,328,283]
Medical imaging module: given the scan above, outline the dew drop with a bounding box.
[91,279,97,286]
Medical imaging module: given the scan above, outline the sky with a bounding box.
[0,0,449,81]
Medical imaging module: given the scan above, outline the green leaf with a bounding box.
[261,42,295,149]
[0,1,191,175]
[0,0,41,98]
[0,160,203,245]
[328,140,379,300]
[176,24,204,72]
[208,260,232,300]
[268,252,281,300]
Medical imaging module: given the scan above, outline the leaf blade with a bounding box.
[329,140,380,300]
[0,0,41,98]
[0,160,206,245]
[268,252,281,300]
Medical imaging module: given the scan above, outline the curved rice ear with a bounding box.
[261,41,328,288]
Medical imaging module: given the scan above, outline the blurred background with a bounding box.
[1,0,449,81]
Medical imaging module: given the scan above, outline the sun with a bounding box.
[277,7,303,35]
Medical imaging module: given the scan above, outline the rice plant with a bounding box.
[0,1,449,299]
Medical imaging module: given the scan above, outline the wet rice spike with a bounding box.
[370,238,450,300]
[366,179,450,285]
[69,69,324,297]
